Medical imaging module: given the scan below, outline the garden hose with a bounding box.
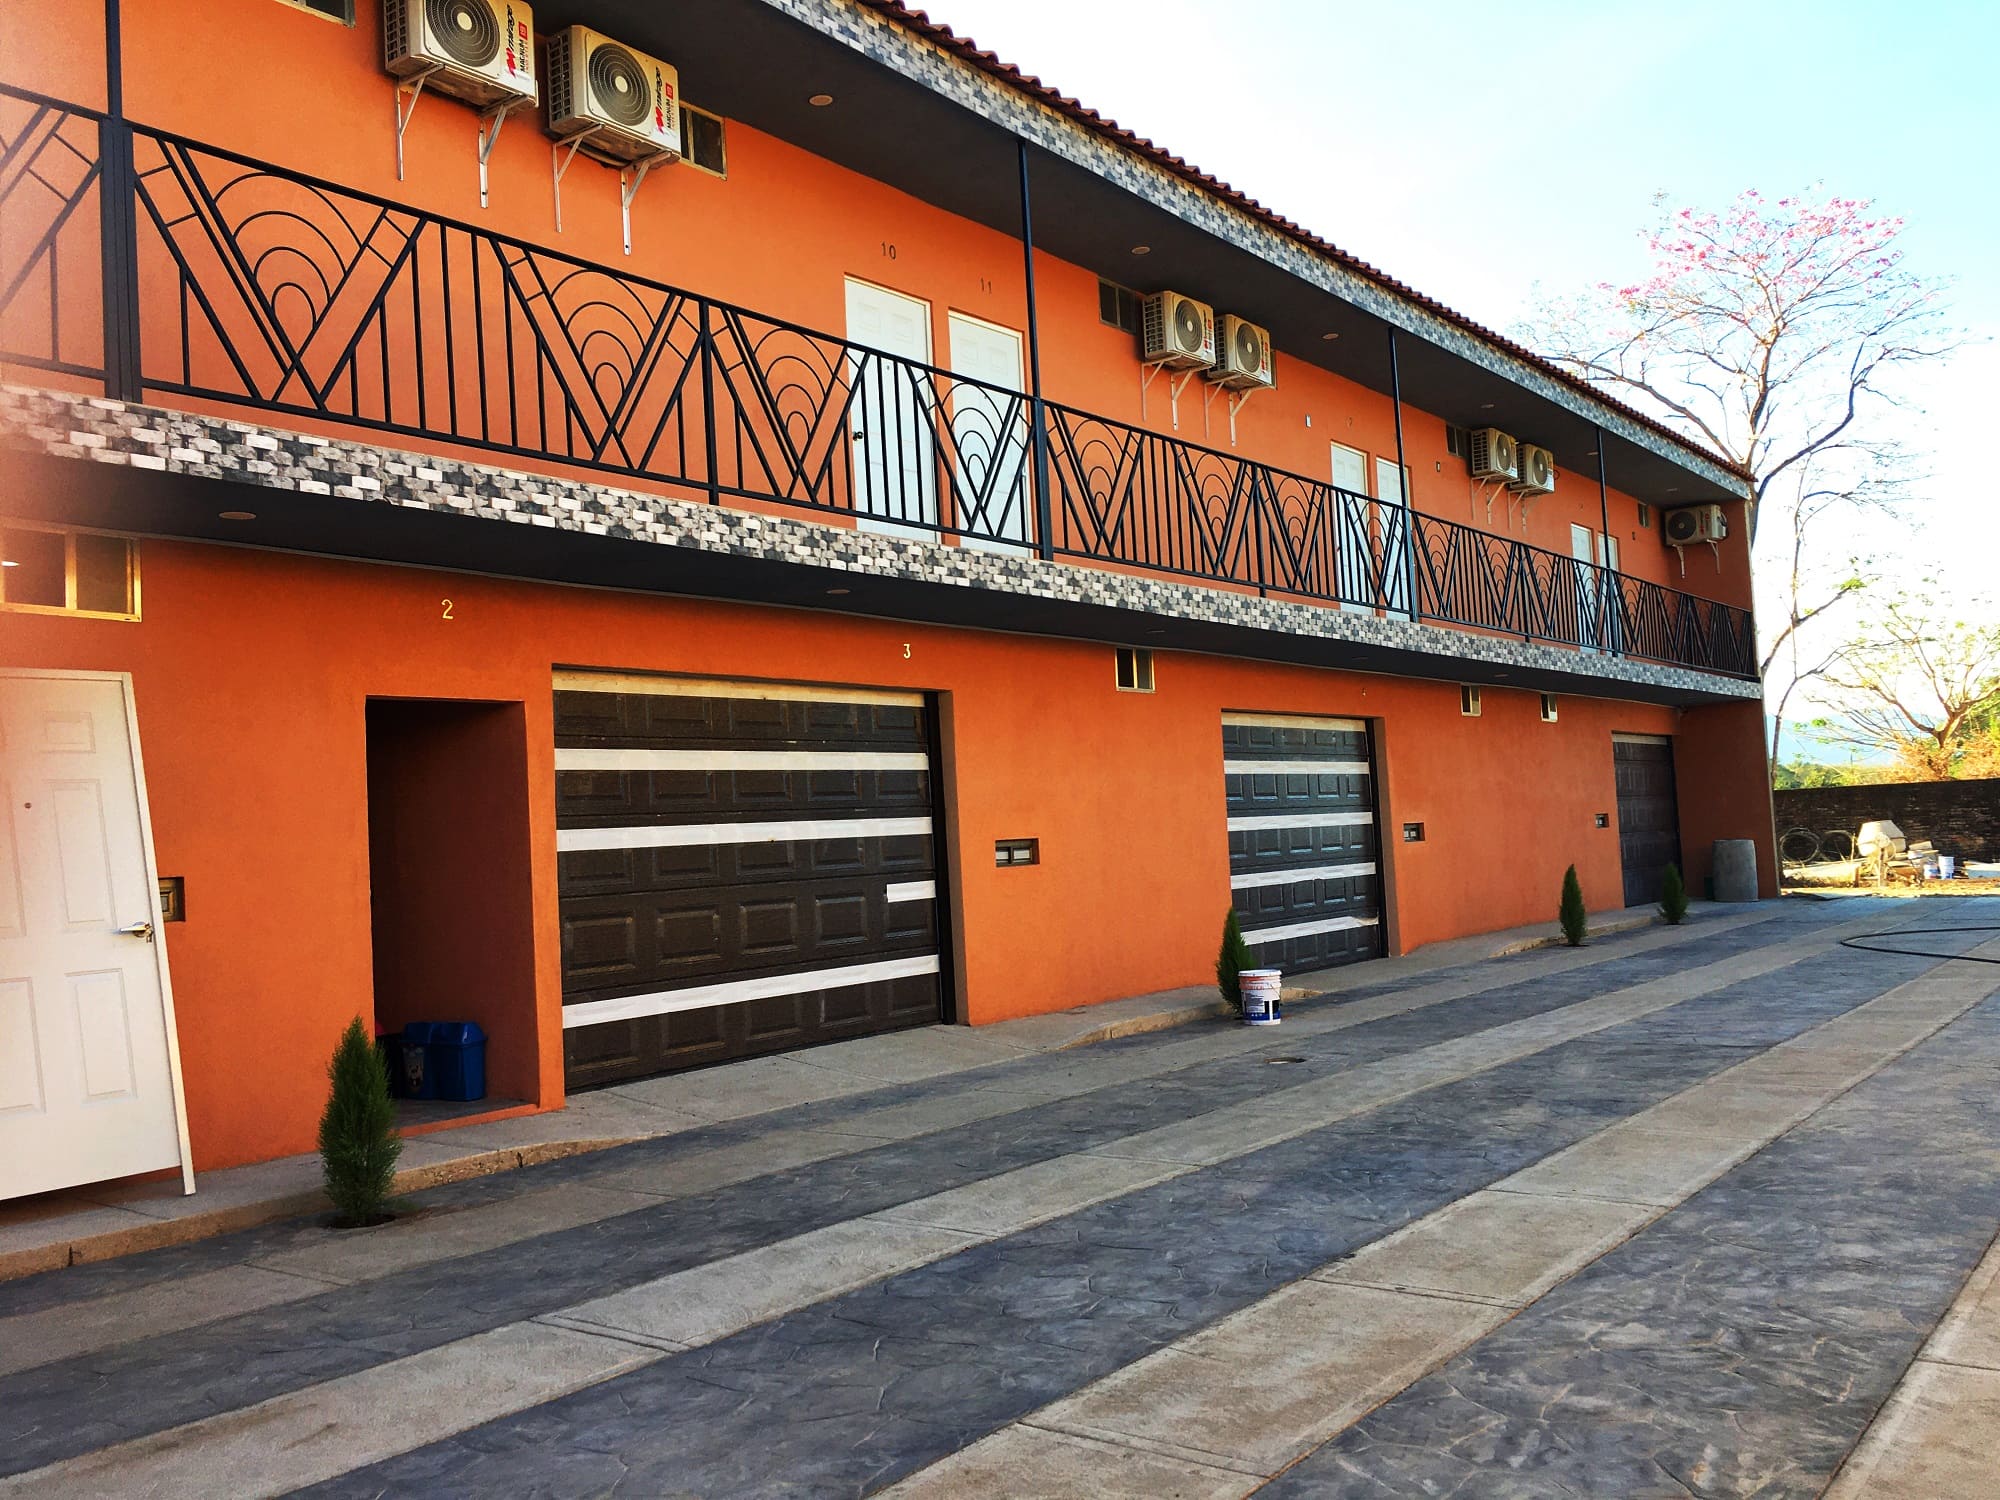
[1839,927,2000,964]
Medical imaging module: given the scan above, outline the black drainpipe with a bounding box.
[1017,139,1054,562]
[100,0,141,401]
[1596,424,1616,654]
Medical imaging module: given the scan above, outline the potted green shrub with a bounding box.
[1660,862,1689,924]
[1216,908,1253,1014]
[1559,865,1588,947]
[318,1017,402,1228]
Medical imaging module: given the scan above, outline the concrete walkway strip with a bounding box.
[0,1264,341,1380]
[884,932,2000,1495]
[0,1322,654,1500]
[1824,1225,2000,1497]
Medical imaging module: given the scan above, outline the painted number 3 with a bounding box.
[441,599,454,620]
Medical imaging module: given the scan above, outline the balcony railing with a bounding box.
[0,82,1756,679]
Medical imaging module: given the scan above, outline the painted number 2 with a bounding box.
[441,599,454,620]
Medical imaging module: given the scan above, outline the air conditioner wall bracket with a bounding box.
[476,98,529,211]
[393,66,442,183]
[1140,360,1200,430]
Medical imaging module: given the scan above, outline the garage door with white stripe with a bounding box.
[555,674,945,1089]
[1224,712,1383,973]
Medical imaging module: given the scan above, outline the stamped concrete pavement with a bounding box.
[3,896,1998,1498]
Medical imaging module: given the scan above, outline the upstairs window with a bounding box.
[276,0,354,22]
[681,103,728,178]
[1098,279,1141,334]
[1,525,140,620]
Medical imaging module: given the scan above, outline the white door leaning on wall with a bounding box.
[0,671,192,1200]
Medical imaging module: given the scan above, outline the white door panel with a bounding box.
[1374,456,1413,620]
[946,312,1031,554]
[1329,443,1369,613]
[0,673,188,1199]
[1572,523,1600,652]
[844,279,938,540]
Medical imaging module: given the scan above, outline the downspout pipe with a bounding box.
[1017,139,1054,562]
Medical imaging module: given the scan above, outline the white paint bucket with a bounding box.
[1240,968,1283,1026]
[1939,855,1957,879]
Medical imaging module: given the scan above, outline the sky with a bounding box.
[931,0,2000,739]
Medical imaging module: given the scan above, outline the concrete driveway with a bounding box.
[2,896,1998,1498]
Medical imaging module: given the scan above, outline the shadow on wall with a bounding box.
[365,698,539,1104]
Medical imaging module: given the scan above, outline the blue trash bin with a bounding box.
[423,1021,487,1103]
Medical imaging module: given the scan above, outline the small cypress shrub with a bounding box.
[1558,864,1588,947]
[1216,908,1254,1012]
[318,1017,402,1227]
[1659,862,1689,925]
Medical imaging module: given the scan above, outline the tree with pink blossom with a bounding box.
[1526,189,1955,763]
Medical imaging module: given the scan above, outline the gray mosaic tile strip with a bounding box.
[0,383,1759,703]
[287,934,1967,1498]
[1262,987,2000,1499]
[762,1,1742,495]
[0,911,1836,1471]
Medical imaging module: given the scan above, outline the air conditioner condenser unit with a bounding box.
[1140,291,1215,369]
[546,24,682,162]
[1208,314,1274,390]
[385,0,537,110]
[1466,426,1519,484]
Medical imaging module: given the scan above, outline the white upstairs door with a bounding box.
[0,671,191,1200]
[1329,443,1370,612]
[946,311,1031,554]
[1375,455,1414,619]
[844,278,939,540]
[1572,523,1601,651]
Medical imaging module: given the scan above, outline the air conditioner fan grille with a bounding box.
[425,0,500,68]
[1173,299,1204,353]
[1233,323,1262,369]
[589,44,652,126]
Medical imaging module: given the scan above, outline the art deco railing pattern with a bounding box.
[0,82,1756,678]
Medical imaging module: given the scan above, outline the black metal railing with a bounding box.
[0,82,1757,678]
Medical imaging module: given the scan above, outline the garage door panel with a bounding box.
[559,829,934,899]
[1229,823,1377,870]
[558,676,944,1089]
[562,877,934,998]
[555,691,926,751]
[1614,737,1682,908]
[555,767,933,825]
[1223,712,1383,978]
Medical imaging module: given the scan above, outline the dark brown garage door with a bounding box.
[1614,734,1683,908]
[1224,712,1384,973]
[555,673,945,1090]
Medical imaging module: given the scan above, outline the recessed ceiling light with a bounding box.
[219,510,257,521]
[808,93,834,107]
[1665,486,1680,493]
[1321,331,1339,341]
[825,586,850,596]
[1480,402,1496,410]
[1130,245,1150,255]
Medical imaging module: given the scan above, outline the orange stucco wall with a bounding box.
[0,537,1724,1171]
[1,0,1754,610]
